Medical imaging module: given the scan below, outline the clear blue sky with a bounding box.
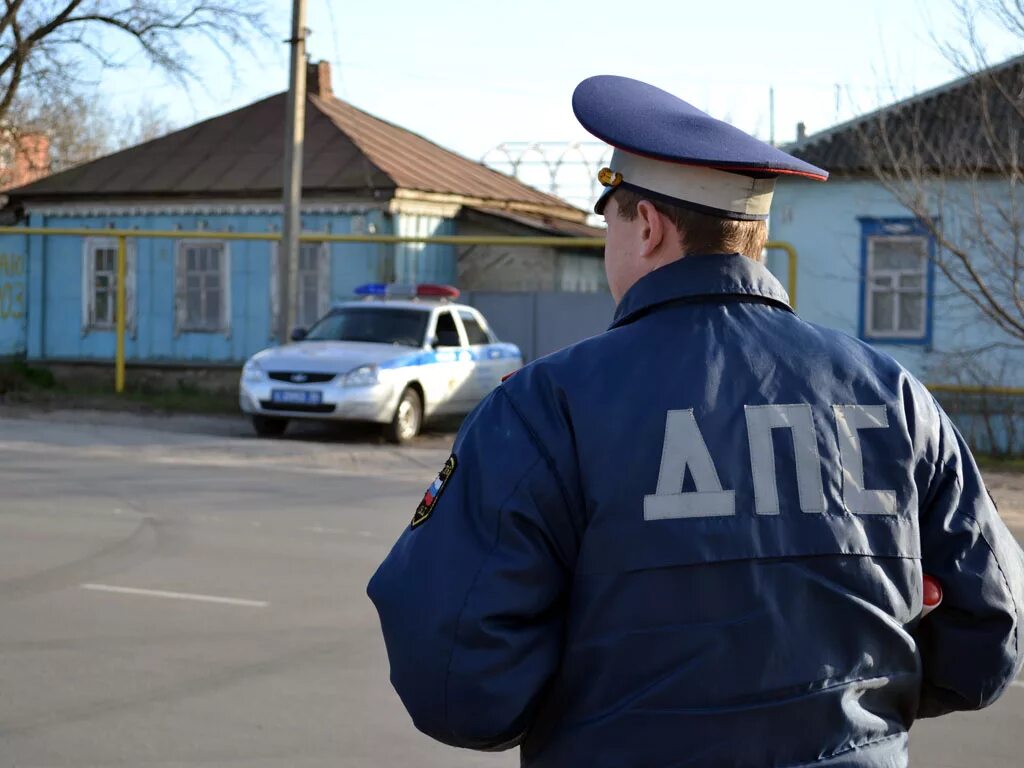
[91,0,1019,168]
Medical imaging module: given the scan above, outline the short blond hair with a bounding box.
[612,188,768,261]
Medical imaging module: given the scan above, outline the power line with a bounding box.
[322,0,347,99]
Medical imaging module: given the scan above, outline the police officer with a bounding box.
[368,75,1024,767]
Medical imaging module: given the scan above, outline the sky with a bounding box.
[84,0,1022,208]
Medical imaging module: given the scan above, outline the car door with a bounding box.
[458,308,501,401]
[423,309,474,415]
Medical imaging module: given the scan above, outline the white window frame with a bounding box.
[81,237,136,334]
[175,239,231,335]
[270,240,330,333]
[864,235,929,340]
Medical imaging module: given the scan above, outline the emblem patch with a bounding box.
[412,454,457,529]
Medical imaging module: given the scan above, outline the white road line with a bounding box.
[301,525,349,535]
[80,583,268,608]
[1011,680,1024,689]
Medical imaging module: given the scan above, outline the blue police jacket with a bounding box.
[368,253,1024,767]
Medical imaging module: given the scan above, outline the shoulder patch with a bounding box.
[411,454,457,529]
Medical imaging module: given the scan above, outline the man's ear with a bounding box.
[636,200,665,259]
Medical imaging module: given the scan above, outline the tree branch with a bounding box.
[0,13,25,118]
[0,0,84,77]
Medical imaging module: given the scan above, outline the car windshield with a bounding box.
[303,307,429,347]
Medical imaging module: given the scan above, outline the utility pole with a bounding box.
[278,0,307,344]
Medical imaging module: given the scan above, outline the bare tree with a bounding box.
[0,1,269,126]
[118,100,174,146]
[835,0,1024,453]
[0,1,266,189]
[5,90,176,178]
[855,0,1024,346]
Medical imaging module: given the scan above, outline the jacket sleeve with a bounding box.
[366,385,583,749]
[916,408,1024,718]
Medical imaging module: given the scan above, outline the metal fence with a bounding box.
[465,290,615,362]
[931,385,1024,456]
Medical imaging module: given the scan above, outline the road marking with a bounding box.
[1012,680,1024,689]
[80,583,268,608]
[302,525,349,535]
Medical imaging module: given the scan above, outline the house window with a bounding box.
[177,241,229,333]
[298,242,328,327]
[860,219,934,344]
[82,237,135,332]
[270,241,329,332]
[91,244,117,326]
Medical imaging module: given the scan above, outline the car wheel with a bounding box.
[252,415,288,437]
[385,387,422,444]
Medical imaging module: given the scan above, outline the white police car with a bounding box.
[239,284,522,443]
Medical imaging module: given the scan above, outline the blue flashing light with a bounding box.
[354,283,387,296]
[353,283,459,300]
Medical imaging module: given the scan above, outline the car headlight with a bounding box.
[343,364,380,387]
[242,360,265,382]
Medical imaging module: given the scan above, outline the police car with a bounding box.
[239,284,522,443]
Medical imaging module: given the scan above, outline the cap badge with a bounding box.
[597,167,623,187]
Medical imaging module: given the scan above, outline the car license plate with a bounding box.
[271,389,322,405]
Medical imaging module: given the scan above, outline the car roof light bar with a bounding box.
[416,284,460,299]
[353,283,460,300]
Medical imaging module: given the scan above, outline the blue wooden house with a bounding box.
[770,56,1024,452]
[0,61,603,369]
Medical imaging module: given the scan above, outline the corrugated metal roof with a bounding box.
[788,55,1024,176]
[5,93,394,201]
[311,95,576,210]
[463,204,605,239]
[5,89,585,219]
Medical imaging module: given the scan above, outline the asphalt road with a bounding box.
[0,409,1021,767]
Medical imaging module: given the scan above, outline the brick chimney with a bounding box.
[307,60,333,98]
[0,132,50,191]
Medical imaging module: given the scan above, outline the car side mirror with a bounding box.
[290,327,307,342]
[429,335,440,349]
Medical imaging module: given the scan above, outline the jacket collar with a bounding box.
[610,253,793,329]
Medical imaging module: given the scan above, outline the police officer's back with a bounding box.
[368,76,1024,767]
